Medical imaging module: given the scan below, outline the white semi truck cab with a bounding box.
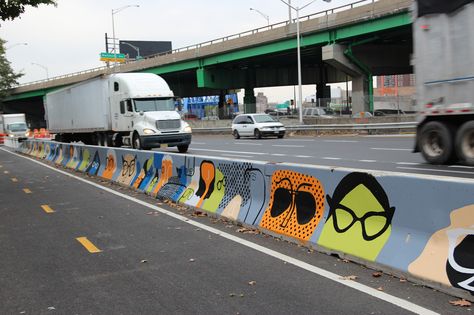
[45,73,192,152]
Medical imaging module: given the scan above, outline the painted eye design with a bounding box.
[330,202,394,241]
[270,180,316,227]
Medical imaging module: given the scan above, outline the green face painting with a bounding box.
[318,172,395,261]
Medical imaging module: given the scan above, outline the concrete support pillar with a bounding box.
[243,88,256,113]
[322,44,371,112]
[352,76,369,113]
[243,69,256,113]
[218,90,226,119]
[316,83,331,107]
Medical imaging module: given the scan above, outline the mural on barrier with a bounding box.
[409,205,474,294]
[102,149,117,180]
[116,154,137,186]
[259,170,325,242]
[318,172,395,261]
[18,140,474,296]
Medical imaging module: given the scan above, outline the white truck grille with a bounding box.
[156,119,181,130]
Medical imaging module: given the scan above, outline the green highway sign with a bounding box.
[100,52,126,62]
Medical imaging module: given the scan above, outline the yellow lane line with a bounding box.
[11,177,18,182]
[23,188,32,194]
[76,237,102,253]
[41,205,55,213]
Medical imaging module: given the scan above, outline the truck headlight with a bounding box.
[143,128,156,135]
[184,126,192,133]
[8,134,14,138]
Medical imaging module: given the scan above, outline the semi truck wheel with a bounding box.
[419,121,454,164]
[177,145,189,153]
[132,132,142,150]
[103,134,112,147]
[455,121,474,166]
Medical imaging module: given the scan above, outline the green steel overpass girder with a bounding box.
[6,11,411,101]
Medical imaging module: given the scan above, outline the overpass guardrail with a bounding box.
[191,121,417,133]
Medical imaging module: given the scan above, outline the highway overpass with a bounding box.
[4,0,413,127]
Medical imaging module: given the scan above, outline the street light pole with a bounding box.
[280,0,331,124]
[249,8,270,26]
[121,41,140,60]
[31,62,49,79]
[111,5,139,57]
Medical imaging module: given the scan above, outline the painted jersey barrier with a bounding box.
[17,140,474,298]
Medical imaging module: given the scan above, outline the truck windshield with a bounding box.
[7,123,27,132]
[134,98,175,112]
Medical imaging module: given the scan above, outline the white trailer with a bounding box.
[413,0,474,165]
[45,73,192,152]
[0,113,28,139]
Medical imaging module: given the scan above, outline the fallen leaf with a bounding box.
[189,258,195,262]
[340,275,358,281]
[192,211,207,217]
[449,299,471,307]
[229,293,236,297]
[342,259,350,263]
[140,259,148,263]
[47,306,56,310]
[377,287,384,291]
[372,272,383,278]
[400,278,407,283]
[248,281,257,286]
[237,227,259,234]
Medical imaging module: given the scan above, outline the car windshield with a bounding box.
[134,98,175,112]
[253,114,277,123]
[7,122,27,132]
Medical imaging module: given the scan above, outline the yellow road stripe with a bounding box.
[41,205,54,213]
[11,178,18,182]
[23,188,32,194]
[76,237,102,253]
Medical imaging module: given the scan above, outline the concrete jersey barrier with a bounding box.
[17,139,474,300]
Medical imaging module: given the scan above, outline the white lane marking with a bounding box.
[272,144,305,148]
[359,160,377,163]
[283,139,315,142]
[4,148,439,315]
[235,142,263,146]
[296,155,312,158]
[271,154,287,157]
[397,166,474,175]
[365,134,415,138]
[221,154,254,158]
[448,165,474,169]
[323,140,358,143]
[322,157,342,160]
[396,162,422,166]
[190,148,267,155]
[371,148,412,151]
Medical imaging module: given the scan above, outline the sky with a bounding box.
[1,0,357,103]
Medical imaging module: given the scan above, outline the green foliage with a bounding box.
[0,0,56,22]
[0,39,23,101]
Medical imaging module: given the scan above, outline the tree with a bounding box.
[0,0,56,22]
[0,39,23,101]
